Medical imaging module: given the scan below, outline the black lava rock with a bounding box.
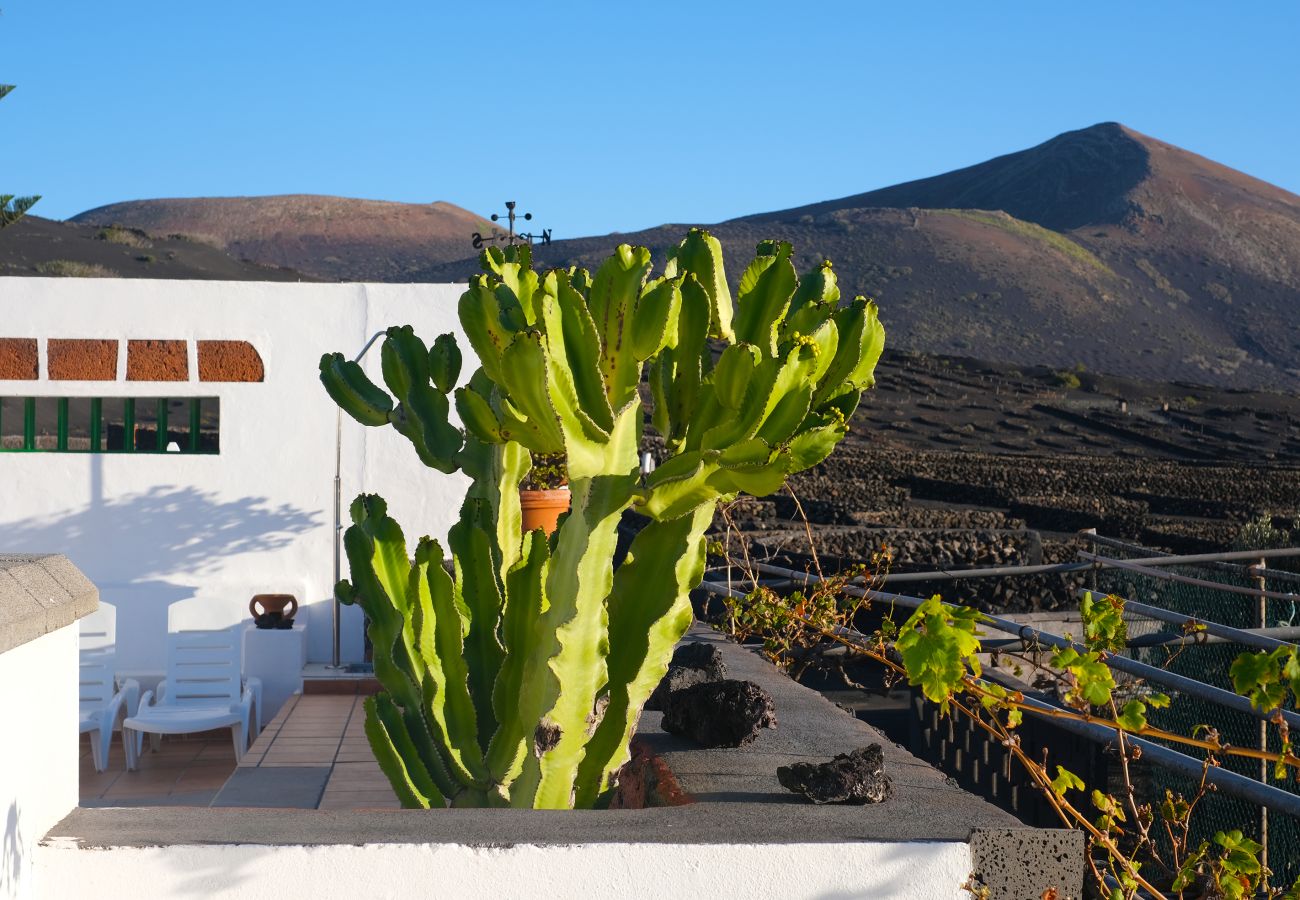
[777,744,892,805]
[645,642,728,711]
[660,679,776,748]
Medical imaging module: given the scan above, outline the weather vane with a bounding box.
[472,201,552,250]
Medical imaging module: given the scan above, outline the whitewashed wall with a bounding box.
[0,626,78,900]
[34,840,973,900]
[0,278,476,669]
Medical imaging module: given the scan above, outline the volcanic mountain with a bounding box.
[424,123,1300,391]
[56,124,1300,389]
[70,195,491,282]
[0,215,314,281]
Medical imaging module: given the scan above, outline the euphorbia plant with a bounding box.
[319,230,884,808]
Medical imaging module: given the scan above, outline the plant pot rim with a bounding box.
[520,487,571,502]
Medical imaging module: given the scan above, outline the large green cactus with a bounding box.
[320,231,884,808]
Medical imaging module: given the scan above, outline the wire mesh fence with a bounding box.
[1095,544,1300,885]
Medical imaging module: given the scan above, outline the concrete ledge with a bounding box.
[44,624,1085,897]
[0,553,98,654]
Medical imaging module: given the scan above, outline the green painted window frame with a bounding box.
[0,396,220,454]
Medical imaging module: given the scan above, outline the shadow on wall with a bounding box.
[2,801,22,898]
[2,458,320,669]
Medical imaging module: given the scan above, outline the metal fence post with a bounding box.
[1258,556,1269,875]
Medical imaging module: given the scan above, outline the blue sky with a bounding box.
[4,1,1298,237]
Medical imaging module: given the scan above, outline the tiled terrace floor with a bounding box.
[237,693,399,809]
[79,731,238,807]
[80,693,397,809]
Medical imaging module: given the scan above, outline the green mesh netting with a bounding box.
[1094,546,1300,887]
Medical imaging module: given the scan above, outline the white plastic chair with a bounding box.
[122,627,257,769]
[79,603,141,772]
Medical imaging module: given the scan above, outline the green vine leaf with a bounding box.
[1116,700,1147,732]
[1080,591,1128,653]
[1050,765,1084,798]
[895,596,984,712]
[1229,647,1298,712]
[1052,646,1116,709]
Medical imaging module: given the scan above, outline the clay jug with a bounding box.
[250,593,298,629]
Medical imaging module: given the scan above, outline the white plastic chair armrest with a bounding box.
[104,686,128,729]
[118,677,141,719]
[244,676,263,735]
[156,679,169,703]
[137,688,156,711]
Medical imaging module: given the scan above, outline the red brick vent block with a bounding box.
[608,738,695,809]
[126,339,188,382]
[49,339,119,381]
[198,340,264,382]
[0,338,38,380]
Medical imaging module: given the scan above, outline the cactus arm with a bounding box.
[672,228,734,340]
[455,384,505,444]
[848,299,886,388]
[413,537,488,784]
[587,244,653,409]
[812,297,884,407]
[630,275,683,360]
[788,259,841,316]
[429,333,462,394]
[531,404,641,808]
[458,435,529,581]
[653,278,711,450]
[545,271,614,433]
[380,327,463,473]
[733,240,797,355]
[448,519,506,752]
[402,686,465,801]
[496,333,567,451]
[531,473,630,808]
[458,277,514,385]
[485,529,556,792]
[364,695,440,809]
[319,353,393,426]
[572,502,714,807]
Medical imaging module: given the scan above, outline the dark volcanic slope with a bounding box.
[424,123,1300,392]
[743,122,1154,231]
[70,195,490,282]
[0,216,314,281]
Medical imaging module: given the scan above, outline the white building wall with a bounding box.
[0,277,475,669]
[0,626,78,900]
[34,840,973,900]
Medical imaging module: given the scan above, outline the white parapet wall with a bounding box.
[33,840,972,900]
[0,278,476,670]
[0,554,95,900]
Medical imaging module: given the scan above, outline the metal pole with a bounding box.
[1077,553,1300,603]
[878,560,1095,583]
[328,330,387,670]
[1257,557,1269,875]
[1084,547,1300,568]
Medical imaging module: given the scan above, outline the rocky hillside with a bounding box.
[424,123,1300,391]
[0,216,313,281]
[70,195,490,282]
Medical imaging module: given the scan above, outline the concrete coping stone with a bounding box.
[47,623,1084,893]
[0,553,98,654]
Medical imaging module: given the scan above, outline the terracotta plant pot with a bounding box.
[250,593,299,630]
[520,488,571,536]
